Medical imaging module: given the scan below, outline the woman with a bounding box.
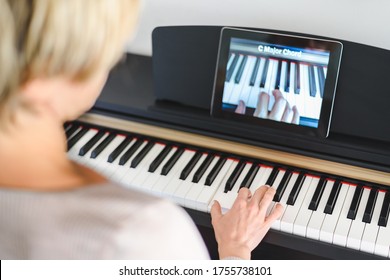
[0,0,283,259]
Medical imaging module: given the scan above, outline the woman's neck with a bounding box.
[0,105,107,191]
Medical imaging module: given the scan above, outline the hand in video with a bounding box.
[235,89,300,124]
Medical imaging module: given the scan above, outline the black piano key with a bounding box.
[67,127,88,151]
[275,60,283,89]
[308,176,327,211]
[192,154,214,183]
[308,65,317,97]
[148,145,172,173]
[287,172,305,205]
[273,170,293,202]
[224,160,245,193]
[284,61,290,92]
[294,62,300,94]
[180,152,202,180]
[234,55,247,84]
[378,191,390,227]
[228,52,232,62]
[118,138,142,165]
[78,130,105,156]
[324,180,342,214]
[249,57,260,86]
[65,124,80,139]
[63,122,71,131]
[347,184,363,220]
[91,133,116,159]
[205,157,226,186]
[260,58,269,87]
[265,167,279,187]
[226,53,239,82]
[161,148,184,176]
[108,136,132,163]
[131,141,155,168]
[318,66,325,98]
[239,163,259,189]
[363,188,378,223]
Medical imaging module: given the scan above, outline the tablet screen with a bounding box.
[211,27,343,137]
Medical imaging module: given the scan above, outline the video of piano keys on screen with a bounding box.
[222,37,330,128]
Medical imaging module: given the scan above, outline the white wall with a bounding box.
[126,0,390,56]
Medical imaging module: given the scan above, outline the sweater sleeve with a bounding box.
[111,198,211,260]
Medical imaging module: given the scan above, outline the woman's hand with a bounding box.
[211,185,283,259]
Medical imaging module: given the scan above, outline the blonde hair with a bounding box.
[0,0,139,113]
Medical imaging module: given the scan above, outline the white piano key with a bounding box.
[249,164,273,191]
[311,94,323,120]
[110,140,147,184]
[306,179,335,239]
[374,213,390,258]
[103,137,135,179]
[293,176,320,237]
[265,169,286,216]
[245,164,274,214]
[67,129,98,162]
[280,175,313,234]
[261,59,275,110]
[271,172,299,230]
[262,59,275,96]
[151,149,195,195]
[209,160,239,213]
[279,60,287,93]
[320,183,351,243]
[120,143,165,189]
[172,153,208,206]
[286,62,297,109]
[313,65,321,97]
[223,54,244,104]
[198,158,234,212]
[279,61,288,99]
[228,56,255,105]
[304,64,323,120]
[303,64,311,98]
[247,57,266,108]
[238,56,258,105]
[361,190,385,254]
[77,132,110,169]
[216,162,253,212]
[184,156,220,210]
[93,134,128,175]
[346,187,371,250]
[295,63,306,118]
[303,64,313,118]
[134,146,178,192]
[333,183,357,247]
[227,53,236,70]
[266,59,279,110]
[126,143,167,190]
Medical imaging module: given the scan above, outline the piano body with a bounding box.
[66,26,390,260]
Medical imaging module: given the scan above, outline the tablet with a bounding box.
[211,27,343,138]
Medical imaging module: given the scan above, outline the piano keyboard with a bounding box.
[66,115,390,259]
[223,52,326,120]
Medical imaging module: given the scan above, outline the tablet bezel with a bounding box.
[211,27,343,138]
